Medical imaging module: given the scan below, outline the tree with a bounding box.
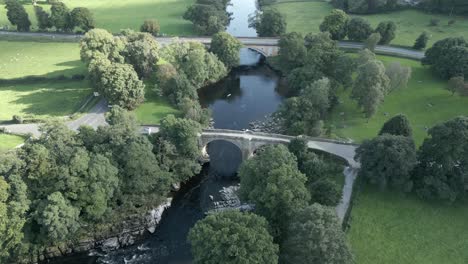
[188,211,279,264]
[422,37,468,79]
[356,134,416,191]
[276,78,330,136]
[281,204,353,264]
[351,56,390,117]
[309,179,342,206]
[158,115,202,182]
[34,192,80,244]
[278,32,307,71]
[178,97,212,126]
[34,6,51,30]
[5,0,31,32]
[70,7,94,31]
[365,32,381,51]
[183,4,229,35]
[448,76,466,96]
[164,73,199,105]
[162,41,227,89]
[122,31,160,78]
[375,21,397,44]
[319,9,348,40]
[50,2,72,32]
[249,9,286,37]
[286,65,324,95]
[414,117,468,202]
[413,31,430,50]
[346,17,372,41]
[238,144,309,237]
[90,61,145,110]
[210,32,242,69]
[385,62,412,91]
[379,114,413,137]
[80,28,125,64]
[140,19,160,36]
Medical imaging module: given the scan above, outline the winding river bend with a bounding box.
[52,0,283,263]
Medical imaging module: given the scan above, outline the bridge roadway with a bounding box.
[0,31,425,60]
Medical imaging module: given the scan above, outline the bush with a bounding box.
[309,179,342,206]
[413,31,429,50]
[12,115,23,124]
[140,19,160,36]
[429,18,440,26]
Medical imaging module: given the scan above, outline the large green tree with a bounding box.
[238,144,309,237]
[210,32,242,69]
[122,31,160,78]
[375,21,397,44]
[188,211,279,264]
[351,51,390,117]
[34,6,51,30]
[414,117,468,202]
[50,2,72,32]
[379,114,413,137]
[249,9,286,37]
[183,3,230,35]
[422,37,468,79]
[80,28,125,64]
[281,204,353,264]
[346,17,372,41]
[319,9,348,40]
[70,7,94,31]
[278,32,307,71]
[5,0,31,32]
[276,78,330,136]
[356,134,417,191]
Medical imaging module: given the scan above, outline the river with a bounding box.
[50,0,283,263]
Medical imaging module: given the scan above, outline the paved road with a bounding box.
[0,99,108,137]
[0,31,425,60]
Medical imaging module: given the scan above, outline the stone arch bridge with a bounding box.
[198,128,359,168]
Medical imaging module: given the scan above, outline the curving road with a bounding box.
[0,31,425,60]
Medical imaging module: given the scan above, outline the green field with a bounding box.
[134,86,180,124]
[0,134,25,153]
[348,186,468,264]
[328,55,468,145]
[270,0,468,47]
[0,41,84,79]
[0,0,194,35]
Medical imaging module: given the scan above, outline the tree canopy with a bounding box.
[346,17,372,41]
[249,9,286,37]
[319,9,348,40]
[379,114,413,137]
[5,0,31,32]
[422,37,468,79]
[188,211,279,264]
[210,32,242,69]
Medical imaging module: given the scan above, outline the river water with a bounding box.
[51,0,283,263]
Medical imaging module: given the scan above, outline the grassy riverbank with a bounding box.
[0,0,194,35]
[328,55,468,145]
[348,186,468,264]
[269,0,468,47]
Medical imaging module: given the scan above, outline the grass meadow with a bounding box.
[348,186,468,264]
[0,134,25,152]
[134,85,180,125]
[328,55,468,145]
[0,0,195,35]
[270,0,468,47]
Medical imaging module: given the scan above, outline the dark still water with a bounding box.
[48,0,285,263]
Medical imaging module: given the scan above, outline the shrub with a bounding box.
[429,18,440,26]
[12,115,23,124]
[140,19,160,36]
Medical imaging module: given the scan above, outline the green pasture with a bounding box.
[328,55,468,145]
[0,133,25,153]
[348,186,468,264]
[0,0,194,35]
[270,0,468,47]
[134,85,180,125]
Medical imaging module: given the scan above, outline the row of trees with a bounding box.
[188,142,351,263]
[183,0,231,35]
[357,114,468,202]
[274,31,411,136]
[320,9,397,45]
[0,108,203,262]
[5,0,94,32]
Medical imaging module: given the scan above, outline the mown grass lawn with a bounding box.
[0,0,194,35]
[0,80,92,122]
[134,86,180,125]
[270,0,468,47]
[0,134,25,153]
[328,55,468,145]
[0,41,84,79]
[348,186,468,264]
